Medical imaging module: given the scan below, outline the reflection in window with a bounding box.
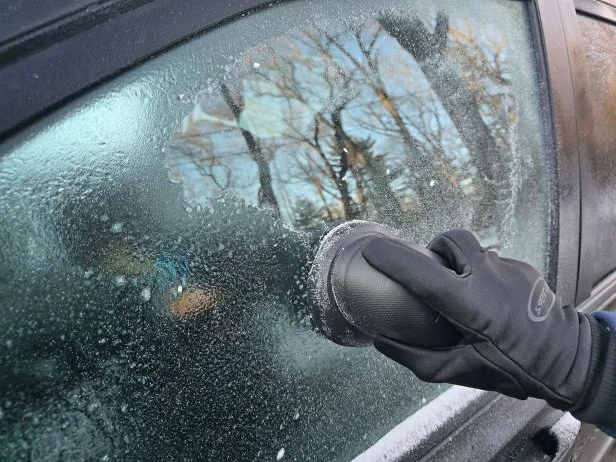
[167,5,547,258]
[0,1,549,461]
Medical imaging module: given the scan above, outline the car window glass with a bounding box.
[577,15,616,286]
[0,1,550,460]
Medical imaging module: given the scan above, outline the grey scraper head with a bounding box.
[308,220,461,348]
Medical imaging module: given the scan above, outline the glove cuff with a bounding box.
[569,313,616,429]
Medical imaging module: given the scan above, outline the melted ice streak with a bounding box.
[352,386,486,462]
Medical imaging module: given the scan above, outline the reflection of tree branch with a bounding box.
[258,48,361,220]
[356,25,382,64]
[450,20,510,86]
[379,13,502,228]
[257,25,460,220]
[323,27,457,194]
[295,160,334,219]
[449,22,513,151]
[172,154,232,190]
[219,82,280,216]
[313,116,356,217]
[304,153,335,189]
[331,105,354,218]
[169,112,236,190]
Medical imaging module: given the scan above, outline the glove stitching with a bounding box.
[471,327,573,405]
[468,343,527,398]
[435,308,574,405]
[376,334,466,353]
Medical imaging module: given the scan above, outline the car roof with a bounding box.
[1,0,105,44]
[0,0,150,65]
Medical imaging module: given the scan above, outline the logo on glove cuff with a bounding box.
[528,277,556,322]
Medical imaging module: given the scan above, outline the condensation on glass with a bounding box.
[0,1,550,460]
[578,15,616,286]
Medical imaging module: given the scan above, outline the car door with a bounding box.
[0,0,613,460]
[563,1,616,460]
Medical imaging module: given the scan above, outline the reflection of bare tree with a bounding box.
[249,47,364,220]
[168,14,517,236]
[322,28,457,192]
[219,83,280,215]
[168,117,233,190]
[249,26,466,227]
[167,85,281,216]
[450,20,513,147]
[379,13,511,229]
[317,27,464,221]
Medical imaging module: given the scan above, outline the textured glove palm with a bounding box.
[362,229,593,411]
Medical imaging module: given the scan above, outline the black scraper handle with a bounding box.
[330,236,462,348]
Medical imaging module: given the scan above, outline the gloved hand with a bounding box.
[361,229,596,412]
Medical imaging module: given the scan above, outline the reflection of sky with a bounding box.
[167,0,541,237]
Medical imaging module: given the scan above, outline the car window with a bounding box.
[0,0,550,460]
[577,14,616,287]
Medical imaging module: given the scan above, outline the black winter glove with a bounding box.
[361,229,595,412]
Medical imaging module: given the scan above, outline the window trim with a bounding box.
[575,0,616,22]
[562,2,606,303]
[0,0,152,66]
[536,0,591,306]
[356,389,563,461]
[574,9,616,289]
[578,270,616,313]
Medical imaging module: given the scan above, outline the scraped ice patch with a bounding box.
[352,386,486,462]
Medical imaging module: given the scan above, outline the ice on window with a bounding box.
[0,0,550,460]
